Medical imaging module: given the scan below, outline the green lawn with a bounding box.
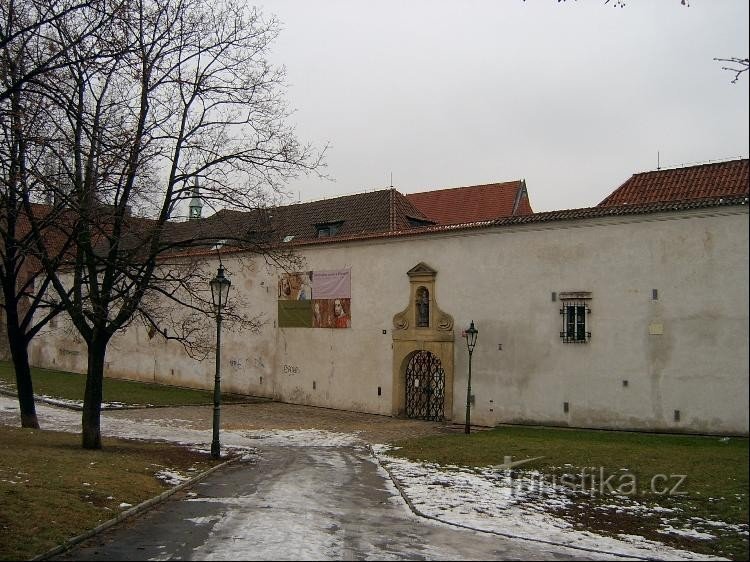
[390,426,749,560]
[0,426,224,560]
[0,360,262,407]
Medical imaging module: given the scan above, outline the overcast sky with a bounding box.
[255,0,749,212]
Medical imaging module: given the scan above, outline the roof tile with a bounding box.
[598,159,749,207]
[406,180,532,225]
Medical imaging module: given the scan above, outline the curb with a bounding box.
[366,444,654,562]
[31,454,243,561]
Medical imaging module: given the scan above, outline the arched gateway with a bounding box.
[392,263,455,421]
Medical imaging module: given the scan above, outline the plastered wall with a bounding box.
[29,205,749,434]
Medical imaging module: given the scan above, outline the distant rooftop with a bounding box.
[161,159,749,256]
[598,159,749,207]
[406,180,532,225]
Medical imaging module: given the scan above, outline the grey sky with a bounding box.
[257,0,749,212]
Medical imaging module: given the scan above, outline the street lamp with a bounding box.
[209,264,231,459]
[464,320,478,435]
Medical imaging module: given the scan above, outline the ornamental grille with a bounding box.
[560,300,591,343]
[405,351,445,421]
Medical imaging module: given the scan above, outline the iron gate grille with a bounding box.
[405,351,445,421]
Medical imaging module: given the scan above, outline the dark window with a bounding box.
[407,216,436,228]
[560,300,591,343]
[315,221,344,238]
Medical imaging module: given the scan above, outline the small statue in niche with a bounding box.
[416,287,430,327]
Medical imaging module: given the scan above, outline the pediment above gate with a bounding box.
[406,262,437,278]
[392,262,454,342]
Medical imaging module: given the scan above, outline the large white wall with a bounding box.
[29,205,749,434]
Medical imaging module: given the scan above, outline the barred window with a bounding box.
[559,292,591,343]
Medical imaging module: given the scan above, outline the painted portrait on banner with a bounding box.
[312,298,351,329]
[278,271,312,300]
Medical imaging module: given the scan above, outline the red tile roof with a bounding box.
[157,188,433,253]
[165,187,748,259]
[405,180,533,225]
[234,195,748,252]
[269,188,430,240]
[598,159,749,207]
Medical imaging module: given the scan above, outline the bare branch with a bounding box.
[714,57,750,84]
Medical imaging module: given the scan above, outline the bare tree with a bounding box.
[0,200,67,429]
[0,0,106,428]
[25,0,323,449]
[0,0,114,103]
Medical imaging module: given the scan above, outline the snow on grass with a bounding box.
[659,526,717,541]
[372,445,729,561]
[154,470,189,487]
[688,518,749,533]
[11,394,143,410]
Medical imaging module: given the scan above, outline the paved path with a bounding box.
[52,445,611,561]
[102,401,462,444]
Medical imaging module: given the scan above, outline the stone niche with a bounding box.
[391,262,454,419]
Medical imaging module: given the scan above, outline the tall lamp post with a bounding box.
[464,320,478,435]
[209,265,231,459]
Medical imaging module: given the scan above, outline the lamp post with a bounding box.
[464,320,478,435]
[209,265,231,459]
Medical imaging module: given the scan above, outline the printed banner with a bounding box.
[278,300,313,328]
[312,269,351,299]
[278,269,351,328]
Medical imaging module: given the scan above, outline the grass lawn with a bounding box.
[0,360,262,407]
[390,426,749,560]
[0,426,224,560]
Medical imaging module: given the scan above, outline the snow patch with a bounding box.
[659,526,716,541]
[155,470,188,487]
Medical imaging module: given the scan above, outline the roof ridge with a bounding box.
[292,186,396,206]
[389,188,396,231]
[407,179,522,197]
[632,157,748,176]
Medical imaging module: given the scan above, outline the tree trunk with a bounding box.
[6,325,39,429]
[81,338,107,449]
[10,349,39,429]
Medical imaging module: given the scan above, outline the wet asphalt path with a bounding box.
[52,446,614,561]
